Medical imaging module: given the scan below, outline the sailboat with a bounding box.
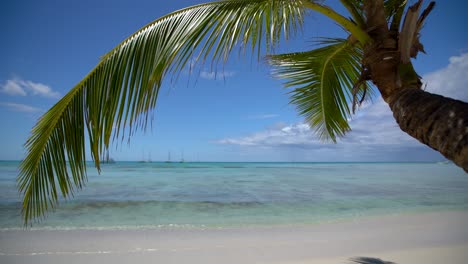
[101,149,115,164]
[139,150,152,163]
[165,151,172,163]
[179,150,185,163]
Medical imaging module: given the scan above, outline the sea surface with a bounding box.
[0,161,467,230]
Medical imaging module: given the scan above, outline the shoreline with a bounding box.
[2,207,467,231]
[1,210,467,263]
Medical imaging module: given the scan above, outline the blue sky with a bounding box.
[1,0,467,162]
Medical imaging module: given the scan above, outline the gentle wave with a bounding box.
[0,223,213,232]
[1,162,467,230]
[0,247,171,256]
[63,200,266,211]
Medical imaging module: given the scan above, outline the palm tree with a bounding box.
[18,0,467,223]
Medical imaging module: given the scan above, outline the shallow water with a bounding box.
[1,161,467,230]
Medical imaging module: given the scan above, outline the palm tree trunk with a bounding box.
[361,0,467,172]
[388,87,468,172]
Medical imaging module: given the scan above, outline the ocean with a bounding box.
[0,161,467,230]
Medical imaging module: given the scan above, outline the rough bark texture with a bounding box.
[363,0,400,100]
[389,88,468,172]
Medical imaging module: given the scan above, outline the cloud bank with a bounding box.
[1,78,59,98]
[200,70,236,80]
[0,102,42,113]
[217,53,468,162]
[423,53,468,101]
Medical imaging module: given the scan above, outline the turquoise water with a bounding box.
[0,161,467,230]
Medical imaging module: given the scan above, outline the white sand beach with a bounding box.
[1,211,467,264]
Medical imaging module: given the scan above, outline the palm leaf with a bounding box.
[341,0,408,25]
[18,0,308,224]
[350,256,397,264]
[339,0,366,27]
[385,0,408,33]
[268,38,370,142]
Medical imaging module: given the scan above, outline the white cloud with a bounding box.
[217,105,439,162]
[183,57,236,81]
[218,123,317,147]
[1,80,27,96]
[217,53,468,162]
[423,53,468,101]
[0,102,42,113]
[200,70,236,80]
[1,78,59,98]
[23,80,60,98]
[219,101,416,149]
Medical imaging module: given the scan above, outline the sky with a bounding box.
[1,0,467,163]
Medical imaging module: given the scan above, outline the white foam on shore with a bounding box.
[0,248,165,256]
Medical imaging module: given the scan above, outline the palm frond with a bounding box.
[18,0,308,224]
[339,0,366,27]
[344,0,408,27]
[350,256,397,264]
[268,38,370,142]
[385,0,408,33]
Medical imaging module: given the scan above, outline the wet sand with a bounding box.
[1,211,467,264]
